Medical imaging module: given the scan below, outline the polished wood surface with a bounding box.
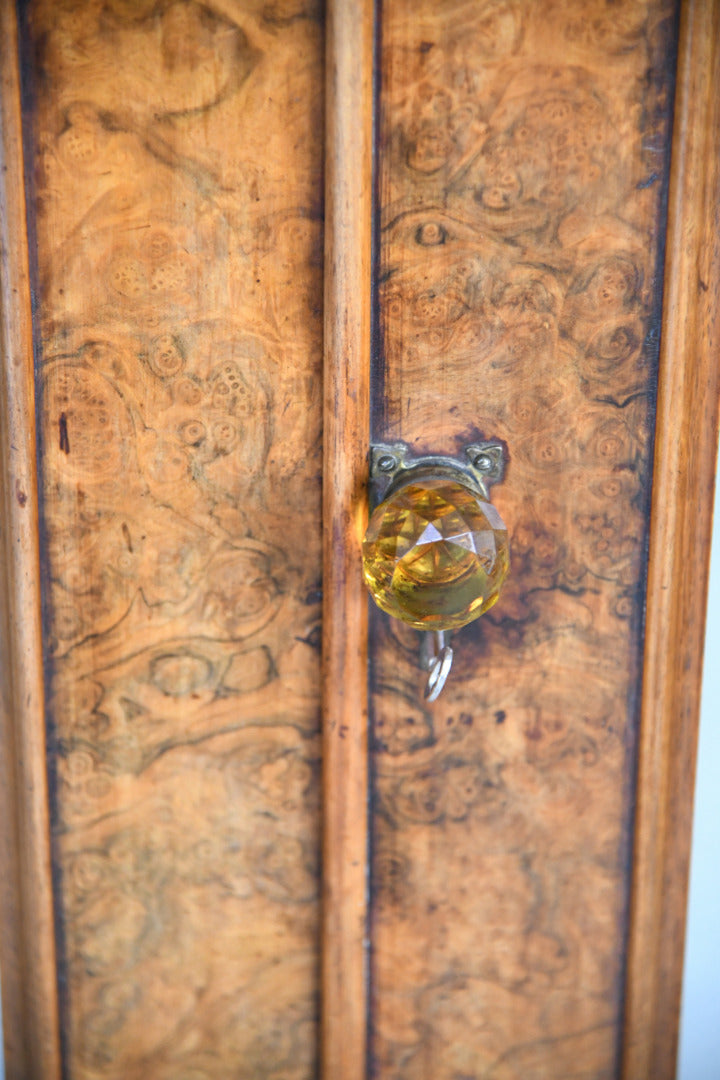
[623,1,720,1075]
[22,2,325,1076]
[2,1,717,1077]
[321,0,374,1076]
[369,1,678,1075]
[0,4,63,1078]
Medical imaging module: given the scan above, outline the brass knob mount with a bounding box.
[367,441,506,509]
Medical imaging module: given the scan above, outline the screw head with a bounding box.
[472,452,493,473]
[377,454,397,473]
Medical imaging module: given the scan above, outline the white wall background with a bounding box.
[677,448,720,1079]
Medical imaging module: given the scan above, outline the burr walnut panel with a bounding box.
[23,1,324,1077]
[6,3,714,1079]
[370,1,677,1077]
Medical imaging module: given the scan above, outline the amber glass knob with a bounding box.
[362,471,509,631]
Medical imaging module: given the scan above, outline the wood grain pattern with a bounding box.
[3,2,715,1074]
[622,1,720,1075]
[321,0,374,1076]
[369,1,678,1076]
[22,2,325,1076]
[0,5,63,1078]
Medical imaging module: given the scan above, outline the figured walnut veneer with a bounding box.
[23,2,325,1077]
[369,2,678,1077]
[2,3,718,1079]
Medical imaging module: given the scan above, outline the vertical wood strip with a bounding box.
[622,1,720,1076]
[0,5,62,1079]
[322,0,374,1076]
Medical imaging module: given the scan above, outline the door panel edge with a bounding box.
[623,1,720,1075]
[0,3,62,1077]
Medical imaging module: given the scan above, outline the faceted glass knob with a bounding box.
[362,474,509,631]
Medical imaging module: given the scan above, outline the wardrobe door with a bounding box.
[323,1,719,1078]
[367,1,679,1076]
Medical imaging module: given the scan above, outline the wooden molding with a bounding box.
[321,0,374,1076]
[622,1,720,1075]
[0,5,62,1078]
